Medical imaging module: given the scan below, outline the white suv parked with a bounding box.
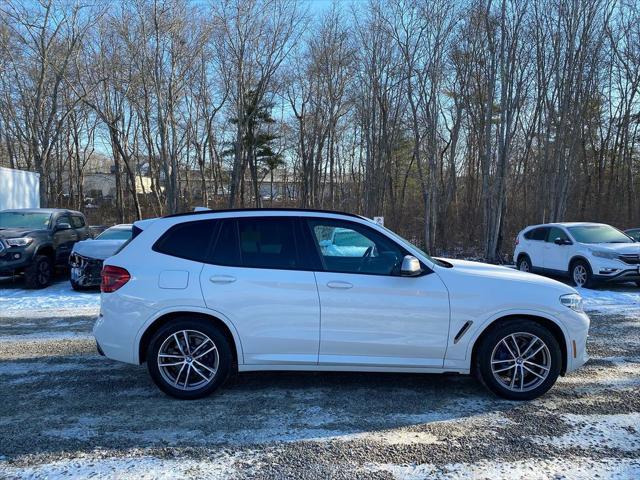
[94,209,590,400]
[514,222,640,288]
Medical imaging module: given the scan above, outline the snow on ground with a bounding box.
[577,284,640,313]
[0,451,251,480]
[0,279,99,319]
[365,457,640,480]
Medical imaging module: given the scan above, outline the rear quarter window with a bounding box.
[152,219,217,262]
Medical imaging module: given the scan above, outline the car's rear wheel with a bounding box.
[146,318,232,399]
[571,260,593,288]
[24,254,53,289]
[516,255,532,272]
[476,319,562,400]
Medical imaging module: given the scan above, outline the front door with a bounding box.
[53,215,78,264]
[543,226,572,271]
[200,217,320,365]
[305,218,450,368]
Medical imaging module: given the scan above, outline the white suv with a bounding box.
[94,209,590,400]
[514,222,640,288]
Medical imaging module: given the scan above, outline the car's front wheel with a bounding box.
[571,260,593,288]
[146,318,232,399]
[476,319,562,400]
[24,254,53,289]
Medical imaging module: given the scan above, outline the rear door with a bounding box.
[305,217,450,368]
[199,216,321,366]
[525,227,549,269]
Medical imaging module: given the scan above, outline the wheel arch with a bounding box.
[516,252,531,265]
[138,310,242,369]
[568,255,592,273]
[35,244,55,261]
[470,314,568,376]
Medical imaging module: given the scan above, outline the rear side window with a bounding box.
[210,220,241,266]
[153,219,217,262]
[71,215,85,228]
[237,217,298,269]
[525,227,549,241]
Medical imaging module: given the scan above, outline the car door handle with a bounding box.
[209,275,237,284]
[327,281,353,289]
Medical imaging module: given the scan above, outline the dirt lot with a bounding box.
[0,277,639,479]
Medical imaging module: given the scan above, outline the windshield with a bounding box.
[0,212,51,229]
[97,227,132,241]
[568,225,633,244]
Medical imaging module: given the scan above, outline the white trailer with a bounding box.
[0,166,40,210]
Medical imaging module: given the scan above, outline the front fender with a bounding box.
[443,308,570,372]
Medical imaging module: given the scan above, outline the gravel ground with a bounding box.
[0,278,639,479]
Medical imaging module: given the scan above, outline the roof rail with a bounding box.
[162,207,365,220]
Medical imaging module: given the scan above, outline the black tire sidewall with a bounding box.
[477,319,562,400]
[24,255,52,289]
[146,318,232,400]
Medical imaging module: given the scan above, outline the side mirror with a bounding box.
[554,237,570,245]
[400,255,422,276]
[55,222,72,231]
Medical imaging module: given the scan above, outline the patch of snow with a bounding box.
[535,413,640,452]
[0,332,92,343]
[365,457,640,480]
[0,451,251,480]
[577,286,640,313]
[0,280,99,319]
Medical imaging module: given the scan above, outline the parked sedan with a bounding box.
[94,209,590,401]
[69,224,132,289]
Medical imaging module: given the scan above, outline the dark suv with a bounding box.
[0,209,90,288]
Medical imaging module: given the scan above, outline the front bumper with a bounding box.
[0,249,35,274]
[588,256,640,284]
[564,310,590,374]
[70,253,103,287]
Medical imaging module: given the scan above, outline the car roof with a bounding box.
[163,208,367,221]
[1,208,83,215]
[523,222,611,230]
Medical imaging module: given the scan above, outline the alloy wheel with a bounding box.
[573,264,587,287]
[519,260,530,272]
[157,329,219,391]
[37,260,51,285]
[490,332,551,393]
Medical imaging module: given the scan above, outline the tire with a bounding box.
[146,318,232,399]
[570,259,593,288]
[70,280,85,291]
[475,319,562,400]
[24,255,53,289]
[516,255,532,273]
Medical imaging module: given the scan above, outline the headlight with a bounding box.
[560,293,584,313]
[5,237,33,247]
[590,249,617,259]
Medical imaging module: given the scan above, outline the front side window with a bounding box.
[546,227,570,243]
[153,219,217,262]
[307,219,404,275]
[56,215,72,227]
[568,225,633,244]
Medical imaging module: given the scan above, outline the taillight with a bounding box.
[101,265,130,293]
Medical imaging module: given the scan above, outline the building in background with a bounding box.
[0,166,40,210]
